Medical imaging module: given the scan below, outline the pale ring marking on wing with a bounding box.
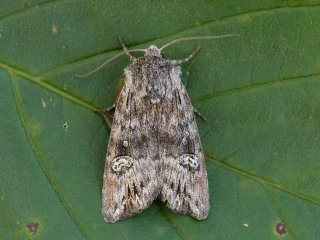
[112,156,133,172]
[179,154,199,169]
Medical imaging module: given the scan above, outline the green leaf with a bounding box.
[1,1,320,239]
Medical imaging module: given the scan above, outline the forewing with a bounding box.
[102,81,161,223]
[160,83,209,220]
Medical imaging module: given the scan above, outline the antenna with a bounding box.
[159,34,238,51]
[75,49,145,78]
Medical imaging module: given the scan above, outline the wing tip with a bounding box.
[102,207,121,223]
[190,206,210,220]
[101,191,160,223]
[162,197,210,221]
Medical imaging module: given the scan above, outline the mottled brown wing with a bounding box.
[102,81,161,223]
[159,84,209,220]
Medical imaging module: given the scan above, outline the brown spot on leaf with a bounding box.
[276,223,286,235]
[27,222,39,234]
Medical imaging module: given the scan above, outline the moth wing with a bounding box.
[102,82,161,223]
[160,84,209,220]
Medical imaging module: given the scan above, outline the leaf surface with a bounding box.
[1,1,320,239]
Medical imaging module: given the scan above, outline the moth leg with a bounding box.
[118,36,136,61]
[172,47,201,64]
[94,104,116,128]
[105,104,116,112]
[194,107,207,121]
[94,104,116,117]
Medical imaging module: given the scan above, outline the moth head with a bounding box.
[145,45,163,58]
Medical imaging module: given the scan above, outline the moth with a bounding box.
[78,35,235,223]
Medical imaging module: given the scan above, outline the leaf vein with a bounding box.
[0,61,96,112]
[192,73,320,102]
[156,202,187,240]
[206,154,320,207]
[9,71,91,240]
[0,0,60,23]
[263,185,299,240]
[38,4,320,77]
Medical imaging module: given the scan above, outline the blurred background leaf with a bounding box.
[1,0,320,239]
